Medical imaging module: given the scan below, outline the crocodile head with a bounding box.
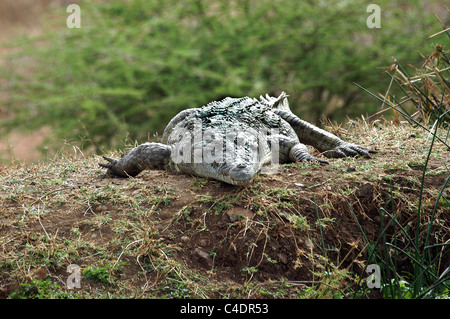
[195,128,272,186]
[214,160,258,186]
[168,105,276,186]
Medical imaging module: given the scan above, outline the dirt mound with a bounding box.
[0,123,449,298]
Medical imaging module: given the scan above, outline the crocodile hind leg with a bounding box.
[99,142,171,177]
[273,109,371,158]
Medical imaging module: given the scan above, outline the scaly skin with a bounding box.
[100,92,371,185]
[100,143,171,177]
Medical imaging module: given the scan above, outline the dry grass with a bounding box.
[374,9,450,127]
[0,121,448,299]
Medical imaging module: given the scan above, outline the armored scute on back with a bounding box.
[100,92,371,185]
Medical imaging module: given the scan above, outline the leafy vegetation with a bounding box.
[8,278,72,299]
[0,0,439,153]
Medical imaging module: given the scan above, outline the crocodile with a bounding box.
[99,92,371,185]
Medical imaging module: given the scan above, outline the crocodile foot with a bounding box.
[323,142,372,159]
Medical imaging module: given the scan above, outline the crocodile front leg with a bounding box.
[289,143,329,164]
[99,142,171,177]
[275,135,329,164]
[273,109,371,158]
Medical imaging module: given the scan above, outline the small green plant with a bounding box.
[190,177,209,188]
[264,253,278,264]
[9,278,71,299]
[161,282,191,299]
[82,264,112,285]
[176,206,194,222]
[241,266,259,277]
[288,214,310,231]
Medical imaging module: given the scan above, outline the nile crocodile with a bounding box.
[100,92,371,185]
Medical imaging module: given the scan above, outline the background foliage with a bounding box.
[0,0,442,151]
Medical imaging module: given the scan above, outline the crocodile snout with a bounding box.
[228,162,255,185]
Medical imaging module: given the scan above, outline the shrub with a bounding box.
[0,0,439,152]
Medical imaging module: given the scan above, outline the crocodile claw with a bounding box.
[323,142,372,159]
[99,156,117,169]
[99,156,128,177]
[299,154,329,165]
[102,156,116,163]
